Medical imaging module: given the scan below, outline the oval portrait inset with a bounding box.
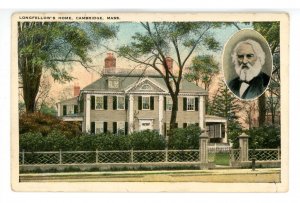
[222,29,272,100]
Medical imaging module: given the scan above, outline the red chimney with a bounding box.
[165,57,173,73]
[74,83,80,97]
[104,53,116,68]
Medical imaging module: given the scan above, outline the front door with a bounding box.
[139,120,153,131]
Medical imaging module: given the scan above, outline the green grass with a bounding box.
[214,153,230,166]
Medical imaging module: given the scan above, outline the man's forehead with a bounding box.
[236,43,255,54]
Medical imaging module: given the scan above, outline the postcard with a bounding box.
[11,12,289,192]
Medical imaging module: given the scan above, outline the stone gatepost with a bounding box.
[239,133,249,162]
[199,132,209,164]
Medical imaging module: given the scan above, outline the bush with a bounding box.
[19,112,81,137]
[247,125,280,149]
[168,125,201,149]
[130,130,166,150]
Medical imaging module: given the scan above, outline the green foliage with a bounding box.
[19,112,81,137]
[227,121,243,149]
[185,55,219,90]
[130,130,166,150]
[168,125,201,149]
[39,104,57,116]
[247,125,280,149]
[208,81,241,122]
[18,22,117,112]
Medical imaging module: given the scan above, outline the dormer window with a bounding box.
[108,77,119,89]
[141,84,152,90]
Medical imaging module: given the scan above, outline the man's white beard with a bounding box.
[235,60,262,82]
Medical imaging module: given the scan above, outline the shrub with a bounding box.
[247,125,280,149]
[20,132,45,152]
[19,112,81,137]
[168,125,201,149]
[130,130,166,150]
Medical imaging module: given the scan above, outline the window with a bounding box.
[95,96,104,110]
[166,97,173,111]
[108,77,119,88]
[142,96,150,110]
[187,97,195,111]
[117,122,125,135]
[67,105,73,114]
[117,96,125,110]
[95,121,104,134]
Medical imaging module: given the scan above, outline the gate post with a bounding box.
[199,131,209,165]
[239,133,249,162]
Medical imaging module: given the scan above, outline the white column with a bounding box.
[199,96,205,130]
[159,95,164,135]
[57,104,61,117]
[129,95,134,133]
[85,94,91,132]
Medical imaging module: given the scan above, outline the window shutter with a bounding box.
[125,122,128,135]
[195,97,199,111]
[113,122,117,134]
[138,96,142,110]
[91,96,95,110]
[104,122,108,133]
[164,97,166,110]
[183,97,187,111]
[125,96,129,110]
[74,105,78,114]
[63,105,67,115]
[150,96,154,110]
[91,122,95,134]
[104,96,108,110]
[113,96,117,110]
[183,123,187,128]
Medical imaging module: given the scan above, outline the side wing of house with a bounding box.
[56,97,83,122]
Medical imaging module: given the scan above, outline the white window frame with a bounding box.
[142,96,150,110]
[166,97,173,111]
[117,121,125,135]
[117,96,125,110]
[95,96,104,110]
[187,97,195,111]
[95,121,104,134]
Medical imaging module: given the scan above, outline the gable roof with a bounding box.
[82,75,207,95]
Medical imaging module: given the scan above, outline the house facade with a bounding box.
[57,54,228,144]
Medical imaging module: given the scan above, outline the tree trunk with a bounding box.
[169,94,178,130]
[258,93,266,126]
[20,56,43,113]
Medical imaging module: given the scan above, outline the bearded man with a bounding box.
[229,39,270,100]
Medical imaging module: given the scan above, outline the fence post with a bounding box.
[130,149,134,163]
[96,149,98,164]
[239,133,249,162]
[165,147,168,162]
[59,150,62,164]
[199,132,209,164]
[22,149,25,165]
[277,147,280,160]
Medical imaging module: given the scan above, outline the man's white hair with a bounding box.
[231,39,266,66]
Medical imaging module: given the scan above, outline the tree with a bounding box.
[208,81,241,122]
[184,55,219,91]
[118,22,222,130]
[18,22,117,112]
[208,80,243,145]
[253,22,280,126]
